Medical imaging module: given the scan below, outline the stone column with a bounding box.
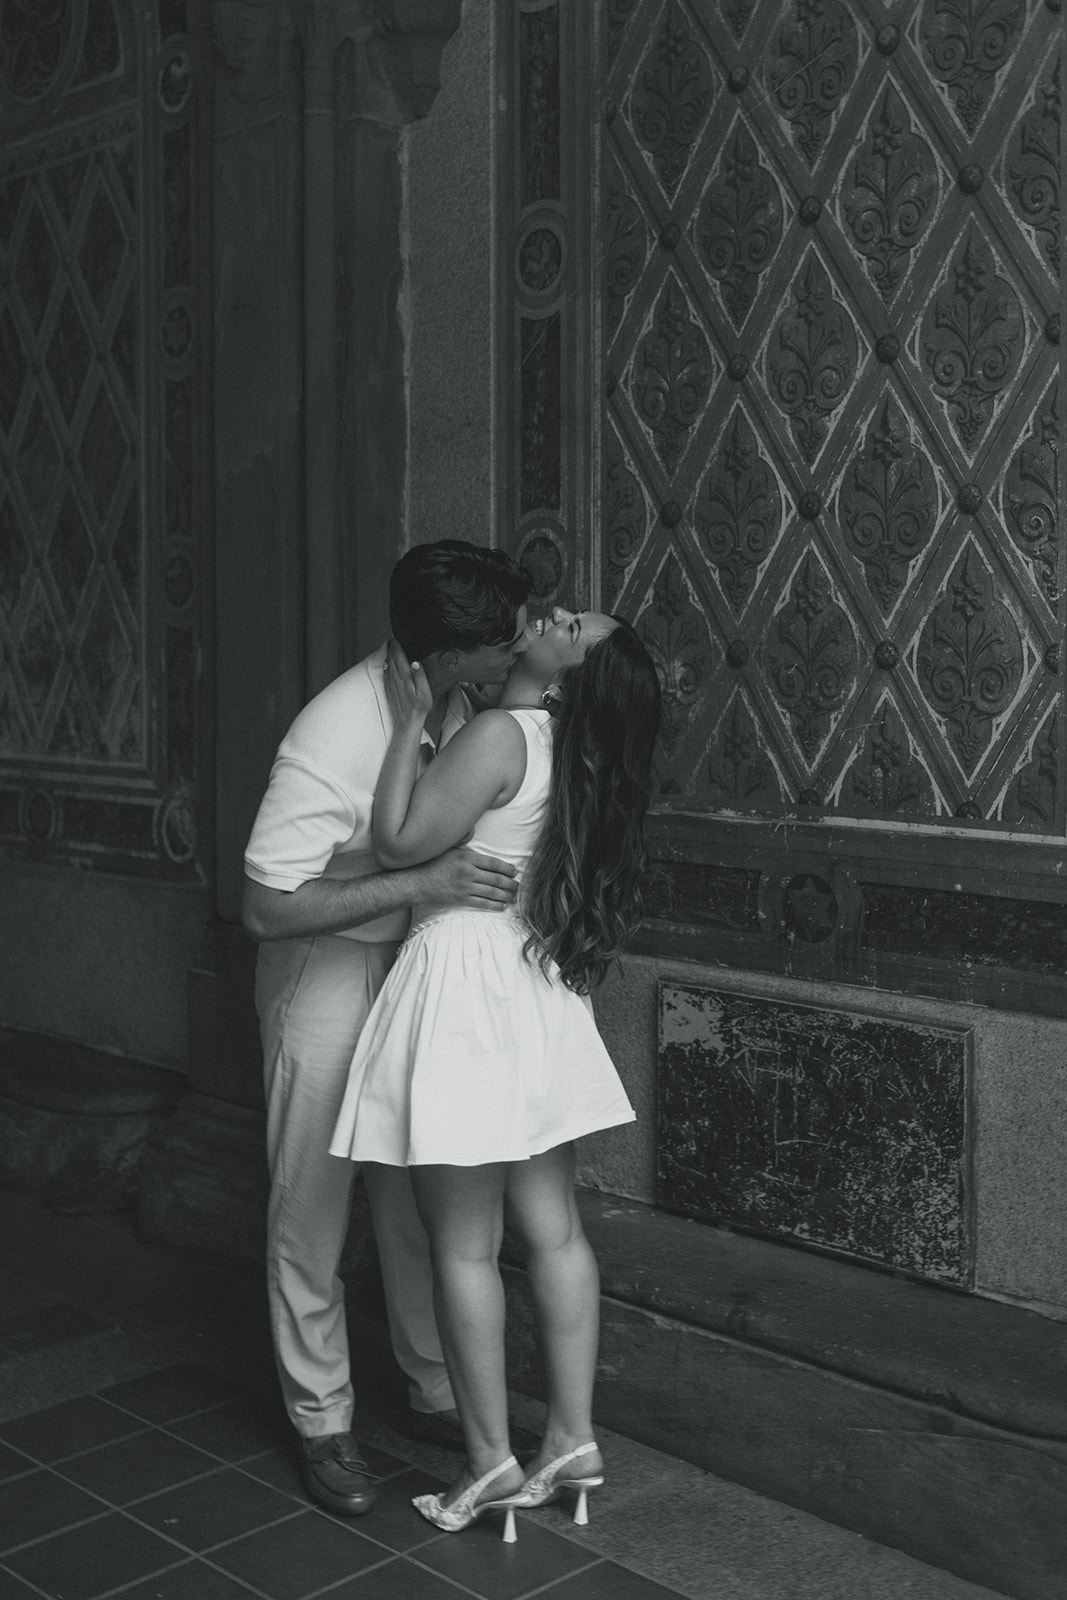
[147,0,463,1253]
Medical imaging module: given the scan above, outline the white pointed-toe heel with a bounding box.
[511,1441,604,1525]
[412,1454,523,1542]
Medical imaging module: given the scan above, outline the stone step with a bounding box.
[0,1028,184,1212]
[502,1194,1067,1600]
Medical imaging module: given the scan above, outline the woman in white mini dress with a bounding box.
[330,607,660,1539]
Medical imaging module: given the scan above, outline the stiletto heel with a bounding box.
[412,1454,523,1541]
[511,1441,604,1525]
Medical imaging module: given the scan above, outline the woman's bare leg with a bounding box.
[505,1144,604,1476]
[410,1162,525,1504]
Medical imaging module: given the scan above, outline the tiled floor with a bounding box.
[0,1355,674,1600]
[0,1190,1012,1600]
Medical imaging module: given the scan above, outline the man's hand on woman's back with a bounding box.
[414,845,518,910]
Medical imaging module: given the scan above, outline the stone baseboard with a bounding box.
[503,1194,1067,1600]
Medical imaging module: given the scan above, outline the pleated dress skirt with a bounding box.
[329,909,635,1167]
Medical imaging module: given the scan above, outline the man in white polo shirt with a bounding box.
[243,541,530,1516]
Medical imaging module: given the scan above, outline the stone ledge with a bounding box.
[0,1029,184,1212]
[565,1194,1067,1444]
[502,1194,1067,1600]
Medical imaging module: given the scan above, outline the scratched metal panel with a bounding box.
[658,981,973,1284]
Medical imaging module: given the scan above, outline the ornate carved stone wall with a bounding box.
[500,0,1065,1017]
[0,0,209,880]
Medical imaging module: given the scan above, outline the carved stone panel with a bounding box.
[0,1,206,876]
[658,982,972,1285]
[500,1,1066,1006]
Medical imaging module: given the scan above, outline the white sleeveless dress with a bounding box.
[329,708,636,1166]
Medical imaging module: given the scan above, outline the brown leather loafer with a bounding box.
[298,1431,376,1515]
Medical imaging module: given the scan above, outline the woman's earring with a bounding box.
[541,684,562,714]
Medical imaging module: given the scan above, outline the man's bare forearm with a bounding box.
[242,846,518,942]
[242,867,430,942]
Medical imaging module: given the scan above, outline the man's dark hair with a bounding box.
[389,540,531,660]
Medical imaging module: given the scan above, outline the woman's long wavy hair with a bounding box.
[522,619,661,993]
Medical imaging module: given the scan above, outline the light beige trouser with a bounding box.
[256,933,454,1437]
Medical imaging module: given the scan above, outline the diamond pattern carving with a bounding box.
[697,120,782,328]
[1006,57,1060,275]
[919,0,1025,136]
[695,405,782,615]
[628,1,713,198]
[768,252,859,463]
[842,84,938,304]
[637,553,716,792]
[921,228,1025,452]
[706,690,783,811]
[766,549,857,763]
[1002,386,1058,607]
[847,696,937,817]
[629,274,714,475]
[766,0,858,167]
[0,1,203,870]
[498,0,1065,856]
[916,544,1026,775]
[838,393,938,613]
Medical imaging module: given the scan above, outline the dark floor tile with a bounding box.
[338,1467,456,1553]
[237,1438,409,1505]
[546,1559,686,1597]
[0,1469,106,1553]
[327,1557,478,1598]
[55,1426,220,1506]
[416,1515,595,1600]
[0,1567,40,1599]
[4,1511,184,1600]
[99,1364,242,1425]
[0,1300,111,1356]
[209,1508,386,1599]
[0,1394,143,1463]
[0,1441,33,1484]
[130,1465,300,1551]
[115,1560,263,1600]
[166,1396,288,1463]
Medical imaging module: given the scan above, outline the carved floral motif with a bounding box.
[848,698,935,815]
[629,1,713,197]
[767,0,857,167]
[916,545,1024,772]
[723,0,756,39]
[842,86,938,303]
[0,0,73,102]
[766,551,857,761]
[603,433,647,604]
[637,555,713,784]
[921,229,1024,452]
[920,0,1024,136]
[632,277,713,475]
[1003,388,1058,606]
[706,692,782,810]
[1002,712,1058,831]
[768,254,858,463]
[604,160,648,338]
[695,407,782,615]
[1007,58,1060,276]
[697,121,782,328]
[839,394,938,612]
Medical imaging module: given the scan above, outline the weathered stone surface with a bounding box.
[0,1030,183,1213]
[502,1195,1067,1600]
